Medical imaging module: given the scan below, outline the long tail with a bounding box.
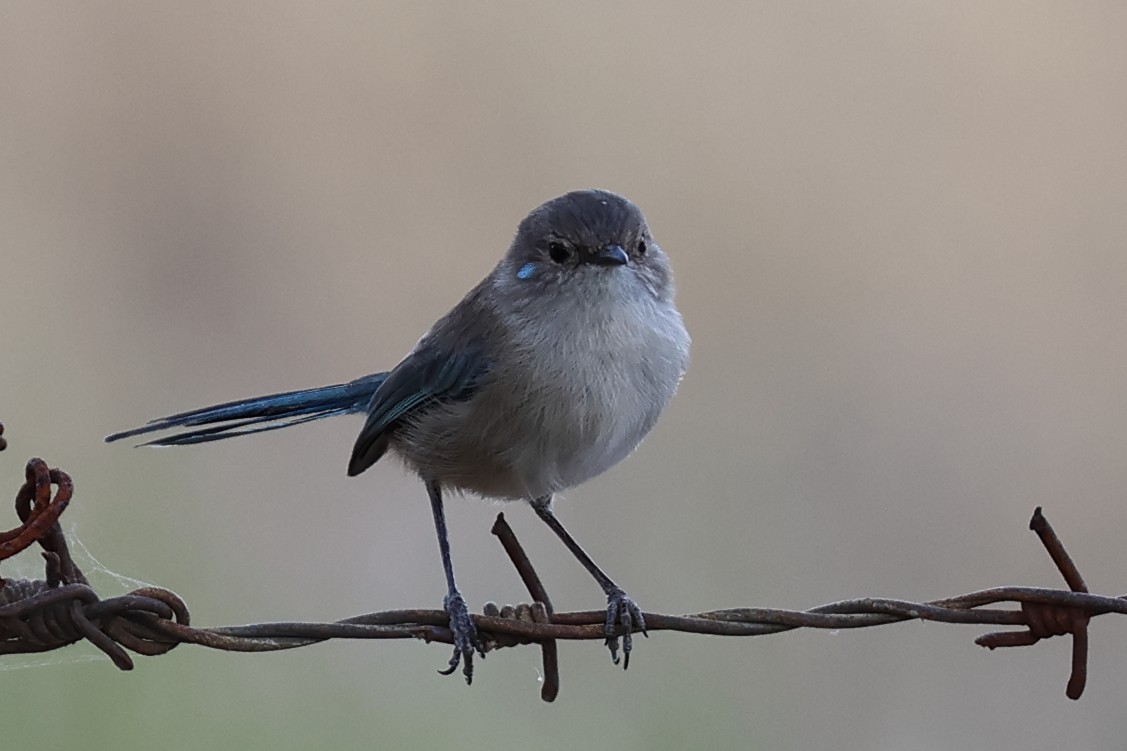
[105,372,388,446]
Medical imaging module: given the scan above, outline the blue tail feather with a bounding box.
[105,372,388,446]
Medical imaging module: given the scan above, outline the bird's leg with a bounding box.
[530,495,646,669]
[426,480,485,683]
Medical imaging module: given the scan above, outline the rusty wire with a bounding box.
[0,443,1118,702]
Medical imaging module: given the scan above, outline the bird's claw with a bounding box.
[604,586,647,669]
[437,591,486,684]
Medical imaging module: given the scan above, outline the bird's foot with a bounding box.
[604,586,647,669]
[437,590,486,684]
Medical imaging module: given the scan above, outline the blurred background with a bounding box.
[2,2,1126,749]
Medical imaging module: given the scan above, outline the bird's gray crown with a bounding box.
[498,190,674,296]
[511,189,650,266]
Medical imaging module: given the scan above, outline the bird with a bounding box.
[106,189,690,683]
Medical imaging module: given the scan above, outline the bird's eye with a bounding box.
[637,239,648,255]
[547,241,573,264]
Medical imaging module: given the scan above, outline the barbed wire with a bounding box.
[0,422,1117,702]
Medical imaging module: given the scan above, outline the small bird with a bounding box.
[107,189,690,682]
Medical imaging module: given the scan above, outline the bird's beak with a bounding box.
[588,244,629,267]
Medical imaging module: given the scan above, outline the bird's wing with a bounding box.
[347,342,490,476]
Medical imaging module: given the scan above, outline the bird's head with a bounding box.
[499,189,675,305]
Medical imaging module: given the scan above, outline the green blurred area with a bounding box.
[3,3,1127,749]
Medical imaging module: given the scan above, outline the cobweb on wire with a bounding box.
[67,525,159,594]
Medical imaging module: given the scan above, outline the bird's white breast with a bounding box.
[504,278,689,496]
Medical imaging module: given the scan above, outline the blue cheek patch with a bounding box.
[516,262,536,280]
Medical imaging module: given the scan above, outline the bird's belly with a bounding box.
[491,359,667,498]
[395,299,687,501]
[547,396,655,488]
[394,364,662,501]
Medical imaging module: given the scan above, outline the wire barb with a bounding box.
[974,507,1093,699]
[0,450,1122,702]
[491,512,559,701]
[0,458,189,669]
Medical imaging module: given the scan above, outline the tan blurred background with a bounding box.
[2,2,1127,749]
